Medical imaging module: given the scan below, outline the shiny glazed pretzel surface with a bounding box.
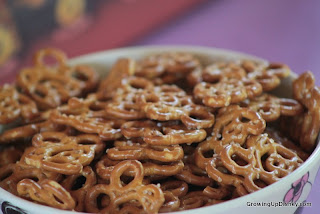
[0,48,318,213]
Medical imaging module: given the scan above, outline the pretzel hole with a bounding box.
[71,176,86,190]
[240,117,251,123]
[53,195,64,204]
[40,55,61,67]
[203,150,214,158]
[35,89,47,98]
[97,194,110,209]
[0,170,13,181]
[253,179,268,188]
[120,175,134,186]
[231,154,249,166]
[42,137,61,143]
[72,72,89,81]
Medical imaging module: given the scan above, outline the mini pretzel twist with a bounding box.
[243,93,303,122]
[61,166,97,212]
[0,146,23,167]
[97,155,184,179]
[0,84,38,124]
[98,58,136,99]
[160,180,188,198]
[86,160,165,214]
[288,71,320,151]
[23,132,104,175]
[212,105,266,145]
[194,78,262,108]
[0,162,61,195]
[216,134,303,193]
[244,61,291,91]
[202,61,247,83]
[17,179,75,210]
[136,52,200,79]
[50,96,123,140]
[144,124,207,146]
[108,139,184,162]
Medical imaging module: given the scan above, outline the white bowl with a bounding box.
[1,46,319,214]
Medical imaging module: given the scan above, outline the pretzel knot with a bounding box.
[23,132,104,175]
[108,139,184,162]
[144,124,207,146]
[50,96,123,140]
[210,134,303,193]
[61,166,97,212]
[243,93,303,122]
[0,84,38,124]
[289,71,320,151]
[86,160,165,214]
[213,105,266,145]
[194,79,262,108]
[246,62,291,92]
[17,179,75,210]
[202,62,247,83]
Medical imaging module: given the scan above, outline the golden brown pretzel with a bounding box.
[287,71,320,151]
[50,96,123,140]
[61,166,97,212]
[144,124,207,146]
[159,191,180,213]
[215,134,303,193]
[243,93,303,122]
[0,162,61,195]
[98,58,136,99]
[160,180,189,198]
[0,84,38,124]
[86,160,165,214]
[202,62,247,83]
[17,179,75,210]
[246,62,291,92]
[212,105,266,145]
[108,139,184,162]
[136,52,200,78]
[23,132,104,175]
[97,155,184,179]
[175,163,213,187]
[194,78,262,108]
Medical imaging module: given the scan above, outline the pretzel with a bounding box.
[17,48,98,110]
[194,78,262,108]
[61,166,97,212]
[159,191,180,213]
[243,93,303,122]
[179,191,222,210]
[288,72,320,151]
[212,105,266,145]
[144,124,207,146]
[85,160,165,214]
[202,62,247,83]
[121,120,161,138]
[160,180,188,198]
[0,120,66,144]
[0,84,38,124]
[265,128,309,161]
[98,58,136,99]
[0,162,61,195]
[17,179,75,210]
[23,132,104,175]
[97,155,184,179]
[50,96,123,140]
[108,139,184,162]
[243,61,291,91]
[175,163,213,186]
[206,155,249,197]
[216,134,302,193]
[203,184,233,200]
[136,52,200,78]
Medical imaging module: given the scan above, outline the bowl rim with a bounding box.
[1,45,319,214]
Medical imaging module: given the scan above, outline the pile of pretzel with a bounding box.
[0,48,318,213]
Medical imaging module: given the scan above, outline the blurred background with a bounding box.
[0,0,319,213]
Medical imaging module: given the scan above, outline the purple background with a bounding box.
[135,0,320,213]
